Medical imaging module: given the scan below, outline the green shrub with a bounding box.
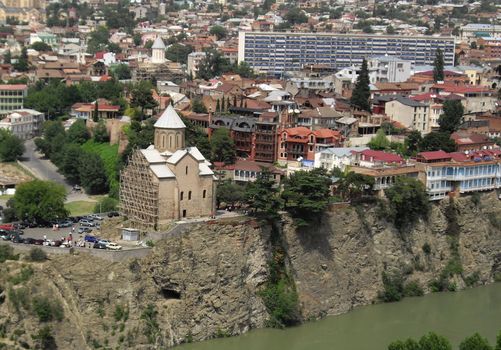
[145,240,154,247]
[464,271,480,287]
[488,212,501,230]
[403,280,424,297]
[31,326,56,350]
[8,266,33,285]
[422,242,431,255]
[8,287,29,312]
[93,196,118,214]
[29,248,47,262]
[141,304,159,344]
[0,245,17,263]
[114,304,127,322]
[259,277,299,328]
[32,296,64,322]
[471,193,481,206]
[379,271,404,302]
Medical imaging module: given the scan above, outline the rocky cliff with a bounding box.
[0,193,499,349]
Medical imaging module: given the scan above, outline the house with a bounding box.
[352,149,404,168]
[70,102,120,120]
[383,95,430,133]
[0,109,44,140]
[451,131,496,152]
[120,105,216,229]
[415,150,501,200]
[277,127,343,163]
[314,146,369,171]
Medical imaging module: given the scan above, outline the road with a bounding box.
[19,139,92,202]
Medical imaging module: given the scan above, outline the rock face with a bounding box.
[0,194,499,349]
[283,193,501,320]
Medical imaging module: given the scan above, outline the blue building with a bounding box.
[238,31,455,76]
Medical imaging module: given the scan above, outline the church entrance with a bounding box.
[182,209,186,218]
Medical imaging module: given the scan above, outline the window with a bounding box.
[182,209,186,218]
[188,191,192,200]
[180,191,184,200]
[203,190,206,198]
[185,166,188,175]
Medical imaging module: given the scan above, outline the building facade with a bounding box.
[238,32,455,75]
[367,56,412,84]
[0,109,44,140]
[0,84,28,116]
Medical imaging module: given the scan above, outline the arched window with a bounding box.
[176,133,181,148]
[180,191,184,200]
[169,135,173,148]
[161,134,166,149]
[185,166,188,175]
[203,189,206,198]
[188,191,192,200]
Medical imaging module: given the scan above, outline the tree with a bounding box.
[107,42,121,54]
[30,41,52,52]
[94,196,118,213]
[459,333,493,350]
[405,130,423,156]
[60,143,83,184]
[32,326,57,350]
[284,7,308,25]
[433,48,444,82]
[196,49,231,80]
[350,59,371,112]
[67,119,90,144]
[216,181,245,208]
[183,117,210,158]
[282,168,331,222]
[210,128,235,164]
[165,43,193,64]
[130,81,158,116]
[419,332,452,350]
[92,101,99,122]
[87,26,110,54]
[191,98,207,113]
[438,100,464,134]
[244,168,282,218]
[93,120,109,143]
[496,330,501,350]
[13,46,29,72]
[78,152,109,194]
[3,50,11,64]
[0,129,24,161]
[336,171,375,200]
[233,61,256,78]
[419,132,456,152]
[209,25,227,40]
[113,64,131,80]
[215,99,221,112]
[368,128,390,150]
[385,177,430,230]
[12,180,68,223]
[386,25,396,34]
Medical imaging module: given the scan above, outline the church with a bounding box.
[119,105,216,229]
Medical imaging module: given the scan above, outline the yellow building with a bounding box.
[120,105,216,229]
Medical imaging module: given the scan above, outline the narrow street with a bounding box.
[19,139,92,202]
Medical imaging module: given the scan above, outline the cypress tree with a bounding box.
[215,99,221,113]
[92,102,99,122]
[433,48,444,82]
[350,59,371,112]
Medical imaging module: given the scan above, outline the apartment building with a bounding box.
[416,150,501,201]
[0,109,44,140]
[380,95,430,133]
[0,84,28,116]
[187,52,206,78]
[459,24,501,43]
[367,56,412,84]
[238,32,455,75]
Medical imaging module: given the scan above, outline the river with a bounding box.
[178,283,501,350]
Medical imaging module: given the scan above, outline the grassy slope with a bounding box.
[65,201,96,216]
[81,140,119,191]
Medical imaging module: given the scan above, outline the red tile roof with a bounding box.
[359,150,403,163]
[417,150,451,161]
[0,84,27,91]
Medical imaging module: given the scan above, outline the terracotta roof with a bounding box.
[313,128,341,139]
[417,150,451,161]
[373,82,419,91]
[431,84,493,94]
[358,150,403,163]
[0,84,27,91]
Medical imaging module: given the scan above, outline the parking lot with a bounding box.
[0,213,137,250]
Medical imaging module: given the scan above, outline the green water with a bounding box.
[179,283,501,350]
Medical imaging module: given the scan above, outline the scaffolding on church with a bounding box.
[119,150,159,230]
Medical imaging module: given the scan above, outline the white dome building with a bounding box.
[151,36,166,64]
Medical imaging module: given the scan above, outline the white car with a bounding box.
[98,239,111,245]
[106,242,122,251]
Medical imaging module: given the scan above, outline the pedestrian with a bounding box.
[72,226,75,234]
[43,235,47,241]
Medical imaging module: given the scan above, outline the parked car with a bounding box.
[98,239,111,246]
[79,219,95,227]
[72,185,82,192]
[107,211,119,218]
[33,239,44,245]
[78,227,92,234]
[51,240,63,247]
[84,235,99,243]
[93,242,107,249]
[0,233,11,241]
[58,220,73,228]
[106,243,122,251]
[90,214,103,221]
[22,238,35,244]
